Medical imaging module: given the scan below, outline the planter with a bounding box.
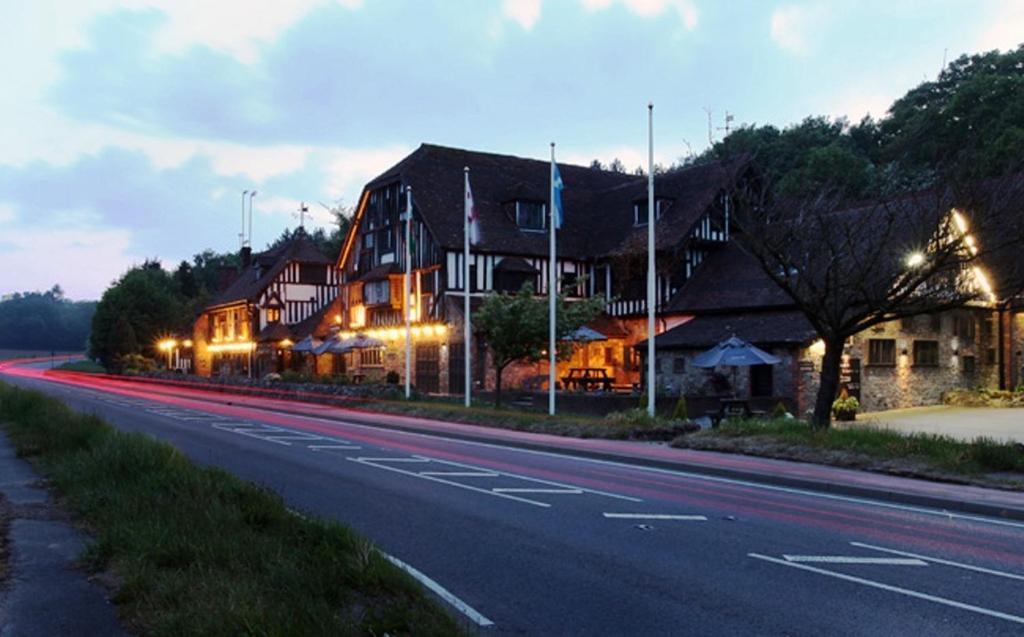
[834,409,857,422]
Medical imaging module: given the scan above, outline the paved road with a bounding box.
[3,364,1024,635]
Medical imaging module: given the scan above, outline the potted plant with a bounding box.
[832,389,860,421]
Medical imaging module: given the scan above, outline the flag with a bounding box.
[466,177,481,245]
[552,162,564,229]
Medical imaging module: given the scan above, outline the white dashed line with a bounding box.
[603,513,707,521]
[782,556,927,566]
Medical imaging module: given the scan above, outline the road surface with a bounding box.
[3,362,1024,635]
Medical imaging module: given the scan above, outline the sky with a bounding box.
[1,0,1022,300]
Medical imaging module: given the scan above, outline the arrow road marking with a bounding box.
[851,542,1024,581]
[749,553,1024,625]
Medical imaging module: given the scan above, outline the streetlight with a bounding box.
[248,190,258,249]
[241,190,249,248]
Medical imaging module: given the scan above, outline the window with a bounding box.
[913,340,939,367]
[364,280,390,305]
[378,228,395,253]
[561,272,579,295]
[868,339,896,366]
[267,307,281,324]
[929,314,942,332]
[986,348,997,365]
[672,357,686,374]
[516,201,545,231]
[953,314,976,340]
[362,233,374,249]
[359,349,383,367]
[604,347,615,366]
[633,199,669,225]
[299,264,326,285]
[981,315,995,340]
[961,355,976,375]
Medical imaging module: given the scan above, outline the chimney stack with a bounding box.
[240,246,252,268]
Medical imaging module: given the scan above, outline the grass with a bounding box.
[351,396,688,439]
[56,360,106,373]
[0,382,460,636]
[676,417,1024,478]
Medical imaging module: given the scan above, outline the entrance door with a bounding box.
[750,364,774,397]
[416,344,440,394]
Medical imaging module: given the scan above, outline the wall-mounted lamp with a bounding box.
[901,348,909,356]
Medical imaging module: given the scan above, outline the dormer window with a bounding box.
[633,199,670,226]
[267,307,281,324]
[516,201,546,231]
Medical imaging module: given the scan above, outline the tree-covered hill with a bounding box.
[0,285,96,351]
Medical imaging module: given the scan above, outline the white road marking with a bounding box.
[308,445,362,451]
[851,542,1024,581]
[264,411,1024,530]
[354,456,432,463]
[749,553,1024,625]
[265,434,325,441]
[603,513,707,521]
[492,487,583,494]
[379,552,494,627]
[782,555,927,566]
[349,457,551,507]
[419,471,500,477]
[422,456,641,502]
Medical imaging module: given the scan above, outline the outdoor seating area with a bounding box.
[561,367,613,392]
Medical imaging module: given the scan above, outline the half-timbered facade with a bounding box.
[330,144,748,392]
[193,229,339,377]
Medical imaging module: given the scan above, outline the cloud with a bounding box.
[974,0,1024,53]
[580,0,698,29]
[502,0,542,30]
[0,226,140,300]
[0,203,15,223]
[770,4,825,56]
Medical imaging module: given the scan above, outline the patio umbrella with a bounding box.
[691,335,780,368]
[290,335,322,353]
[563,326,607,342]
[692,335,780,398]
[314,333,386,355]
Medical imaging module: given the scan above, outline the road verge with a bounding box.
[0,381,460,635]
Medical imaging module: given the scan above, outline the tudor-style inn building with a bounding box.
[192,143,1024,416]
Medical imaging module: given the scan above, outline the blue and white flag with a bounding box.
[552,161,564,229]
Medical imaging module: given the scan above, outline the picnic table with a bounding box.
[705,398,767,427]
[561,368,613,392]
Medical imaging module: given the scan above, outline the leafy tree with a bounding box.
[733,168,1024,428]
[475,283,605,407]
[89,260,189,369]
[589,159,604,170]
[608,158,627,174]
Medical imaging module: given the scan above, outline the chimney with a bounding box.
[240,246,252,268]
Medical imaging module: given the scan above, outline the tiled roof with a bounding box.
[641,311,818,350]
[207,229,331,309]
[666,241,794,313]
[365,144,746,259]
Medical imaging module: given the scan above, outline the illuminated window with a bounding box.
[267,308,281,323]
[359,349,383,367]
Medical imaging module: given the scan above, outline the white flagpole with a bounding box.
[404,186,412,399]
[549,143,557,416]
[647,103,656,417]
[464,167,472,407]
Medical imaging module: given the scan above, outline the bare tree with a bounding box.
[732,169,1024,427]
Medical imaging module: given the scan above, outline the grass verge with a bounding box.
[0,382,460,636]
[56,360,106,373]
[673,417,1024,488]
[350,398,691,440]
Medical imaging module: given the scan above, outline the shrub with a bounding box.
[119,353,156,373]
[671,396,688,421]
[771,401,789,418]
[831,388,860,414]
[637,391,648,410]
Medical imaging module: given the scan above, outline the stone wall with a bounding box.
[796,308,1002,414]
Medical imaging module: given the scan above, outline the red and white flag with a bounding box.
[465,176,481,245]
